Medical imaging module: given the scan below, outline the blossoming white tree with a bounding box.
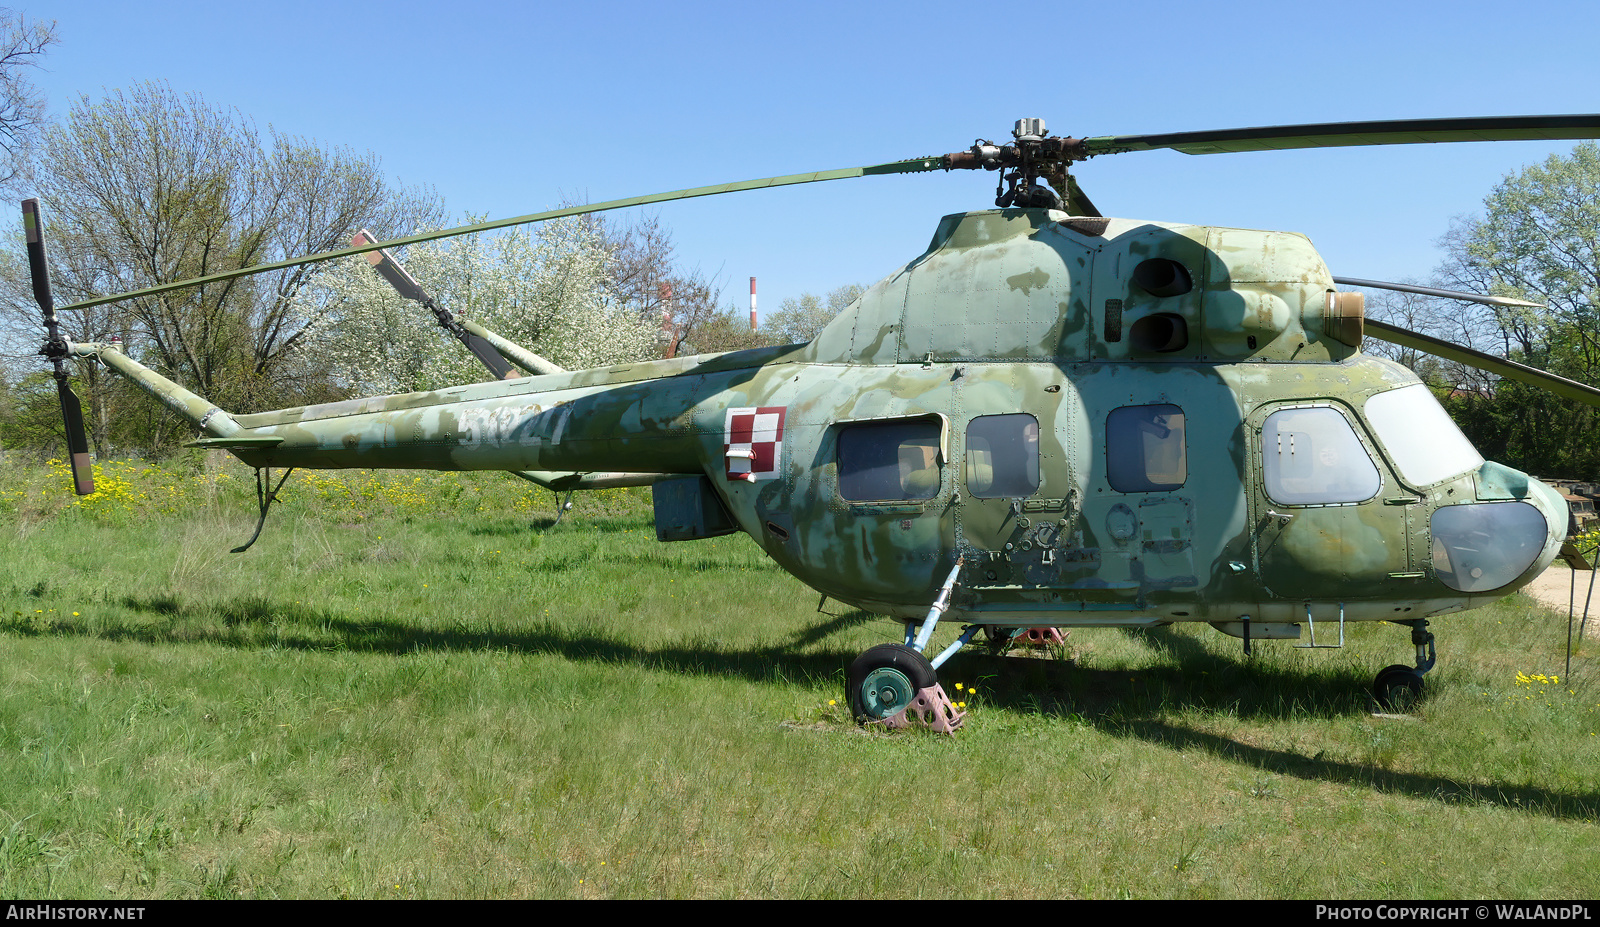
[301,218,658,396]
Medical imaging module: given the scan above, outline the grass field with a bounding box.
[1,454,1597,898]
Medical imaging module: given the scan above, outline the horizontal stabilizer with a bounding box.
[185,436,286,449]
[510,470,673,490]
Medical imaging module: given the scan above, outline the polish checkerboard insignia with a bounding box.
[724,406,785,481]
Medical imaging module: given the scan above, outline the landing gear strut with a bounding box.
[1373,619,1435,711]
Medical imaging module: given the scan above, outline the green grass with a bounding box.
[0,454,1597,898]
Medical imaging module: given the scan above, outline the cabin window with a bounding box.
[965,414,1040,498]
[838,419,942,501]
[1261,406,1381,505]
[1106,404,1186,492]
[1365,383,1483,487]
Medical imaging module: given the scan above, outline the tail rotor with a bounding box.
[22,198,94,495]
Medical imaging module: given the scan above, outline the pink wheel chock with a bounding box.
[871,683,966,734]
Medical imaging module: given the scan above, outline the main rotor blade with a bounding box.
[1365,318,1600,409]
[1081,114,1600,157]
[54,156,946,313]
[351,230,520,380]
[1333,276,1546,309]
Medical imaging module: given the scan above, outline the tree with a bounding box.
[0,10,56,190]
[763,284,864,345]
[1433,141,1600,478]
[0,357,13,450]
[681,302,770,355]
[0,82,445,455]
[584,212,727,358]
[1361,285,1497,394]
[1439,142,1600,372]
[302,217,658,395]
[0,368,60,453]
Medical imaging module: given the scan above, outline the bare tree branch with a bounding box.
[0,9,56,189]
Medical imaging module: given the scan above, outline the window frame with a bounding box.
[963,412,1042,499]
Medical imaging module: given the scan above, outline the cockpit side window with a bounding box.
[965,414,1040,498]
[1107,403,1186,492]
[1365,383,1483,488]
[1261,406,1380,505]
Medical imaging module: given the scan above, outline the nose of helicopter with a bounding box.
[1525,473,1572,570]
[1429,462,1569,597]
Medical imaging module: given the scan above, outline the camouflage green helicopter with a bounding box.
[25,114,1600,728]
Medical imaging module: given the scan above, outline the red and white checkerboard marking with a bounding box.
[724,406,785,481]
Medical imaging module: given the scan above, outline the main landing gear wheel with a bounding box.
[1373,663,1425,712]
[847,643,937,722]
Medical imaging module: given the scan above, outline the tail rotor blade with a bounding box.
[22,198,52,311]
[460,331,522,380]
[56,379,94,495]
[354,228,429,303]
[351,230,520,380]
[23,198,95,495]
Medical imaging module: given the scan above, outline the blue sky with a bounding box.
[17,0,1600,318]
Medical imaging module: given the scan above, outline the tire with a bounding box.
[846,643,937,722]
[1374,664,1425,712]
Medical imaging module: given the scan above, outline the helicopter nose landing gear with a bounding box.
[1373,664,1425,712]
[1373,620,1436,712]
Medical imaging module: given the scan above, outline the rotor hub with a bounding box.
[941,117,1092,212]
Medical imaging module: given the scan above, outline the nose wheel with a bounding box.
[1373,664,1425,711]
[1373,620,1435,711]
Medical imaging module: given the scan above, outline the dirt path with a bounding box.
[1521,563,1600,616]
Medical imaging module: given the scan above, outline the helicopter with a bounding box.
[23,113,1600,730]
